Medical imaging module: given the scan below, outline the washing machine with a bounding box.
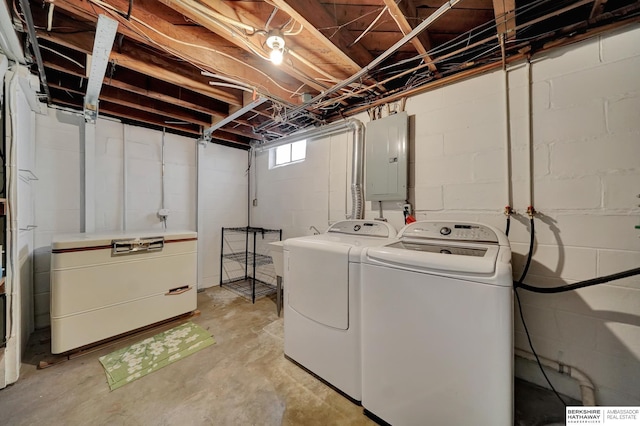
[360,221,513,425]
[283,220,397,403]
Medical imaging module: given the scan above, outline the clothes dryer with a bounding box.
[283,220,396,403]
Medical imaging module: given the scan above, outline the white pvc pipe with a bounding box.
[122,124,128,231]
[83,121,96,233]
[196,140,205,291]
[501,35,513,214]
[526,59,534,209]
[515,349,596,406]
[161,128,167,229]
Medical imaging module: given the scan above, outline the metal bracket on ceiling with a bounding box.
[202,97,267,140]
[83,15,119,123]
[197,134,210,146]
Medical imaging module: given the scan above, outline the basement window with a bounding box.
[269,140,306,168]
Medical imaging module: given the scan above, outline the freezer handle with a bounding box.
[165,285,192,296]
[112,237,164,255]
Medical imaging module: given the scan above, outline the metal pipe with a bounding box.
[526,59,534,209]
[501,34,513,215]
[161,127,167,229]
[0,0,26,63]
[203,97,267,138]
[253,118,365,219]
[162,128,166,210]
[18,0,51,102]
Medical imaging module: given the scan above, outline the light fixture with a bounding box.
[266,31,285,66]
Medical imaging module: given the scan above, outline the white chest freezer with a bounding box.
[50,230,197,354]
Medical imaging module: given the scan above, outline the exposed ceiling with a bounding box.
[7,0,640,148]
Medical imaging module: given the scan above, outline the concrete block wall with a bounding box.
[32,109,245,327]
[33,108,83,329]
[405,26,640,405]
[199,144,248,287]
[252,25,640,405]
[252,132,358,238]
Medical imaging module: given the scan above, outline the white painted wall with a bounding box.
[252,26,640,405]
[199,144,249,288]
[32,109,247,328]
[252,128,408,237]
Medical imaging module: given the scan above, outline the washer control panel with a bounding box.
[400,221,499,243]
[328,220,396,238]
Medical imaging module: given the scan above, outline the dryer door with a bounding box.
[286,240,350,330]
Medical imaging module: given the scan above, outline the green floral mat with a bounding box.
[99,322,215,390]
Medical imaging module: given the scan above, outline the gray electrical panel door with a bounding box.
[365,112,408,201]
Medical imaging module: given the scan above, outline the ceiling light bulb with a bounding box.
[266,32,285,66]
[270,47,284,65]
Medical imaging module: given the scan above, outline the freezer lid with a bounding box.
[52,230,197,251]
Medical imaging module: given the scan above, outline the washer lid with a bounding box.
[363,240,500,275]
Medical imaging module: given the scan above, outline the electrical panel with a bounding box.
[365,112,409,201]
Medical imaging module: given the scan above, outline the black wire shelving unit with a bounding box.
[220,227,282,303]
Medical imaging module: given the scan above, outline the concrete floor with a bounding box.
[0,286,575,425]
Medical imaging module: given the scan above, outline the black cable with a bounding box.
[517,217,535,283]
[516,267,640,293]
[126,0,133,20]
[505,216,511,236]
[514,215,640,407]
[514,216,567,406]
[515,287,567,406]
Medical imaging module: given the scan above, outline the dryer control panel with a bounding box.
[399,221,499,244]
[327,220,396,238]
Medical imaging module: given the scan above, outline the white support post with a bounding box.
[196,139,205,291]
[83,121,96,233]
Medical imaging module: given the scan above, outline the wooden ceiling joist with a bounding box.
[46,73,212,128]
[50,0,301,103]
[493,0,516,40]
[383,0,438,72]
[21,0,640,149]
[255,0,361,77]
[157,0,330,95]
[269,0,374,69]
[42,55,228,119]
[590,0,609,19]
[49,88,201,134]
[36,29,244,106]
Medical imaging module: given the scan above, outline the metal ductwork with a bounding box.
[253,119,365,219]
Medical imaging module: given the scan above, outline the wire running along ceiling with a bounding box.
[6,0,640,147]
